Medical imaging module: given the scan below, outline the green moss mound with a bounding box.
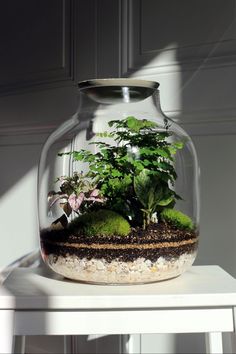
[160,208,194,231]
[69,209,131,237]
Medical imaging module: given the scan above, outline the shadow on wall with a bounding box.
[0,85,79,199]
[0,0,234,198]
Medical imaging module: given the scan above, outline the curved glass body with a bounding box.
[38,79,200,284]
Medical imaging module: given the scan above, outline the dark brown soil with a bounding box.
[41,222,197,244]
[41,222,198,262]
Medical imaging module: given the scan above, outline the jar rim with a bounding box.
[78,78,160,90]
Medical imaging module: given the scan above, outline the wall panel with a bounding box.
[0,0,76,95]
[121,0,236,136]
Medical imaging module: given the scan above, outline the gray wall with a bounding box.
[1,0,236,353]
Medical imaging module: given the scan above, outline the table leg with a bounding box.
[13,336,25,354]
[127,334,141,354]
[205,332,223,354]
[0,310,14,354]
[231,306,236,354]
[63,336,77,354]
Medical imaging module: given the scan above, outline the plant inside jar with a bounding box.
[48,116,192,231]
[41,116,197,283]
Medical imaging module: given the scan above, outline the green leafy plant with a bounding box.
[134,169,175,229]
[69,209,131,237]
[58,116,185,230]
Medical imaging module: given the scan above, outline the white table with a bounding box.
[1,265,236,354]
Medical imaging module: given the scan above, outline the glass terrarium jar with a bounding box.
[38,78,200,284]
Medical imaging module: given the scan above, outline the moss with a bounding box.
[69,209,131,237]
[160,208,194,231]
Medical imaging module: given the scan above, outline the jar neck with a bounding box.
[77,84,162,118]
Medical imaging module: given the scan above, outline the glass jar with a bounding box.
[38,79,200,284]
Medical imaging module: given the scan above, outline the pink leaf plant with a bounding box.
[85,189,104,203]
[68,192,85,211]
[48,172,104,218]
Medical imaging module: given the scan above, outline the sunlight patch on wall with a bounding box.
[130,44,182,122]
[0,167,39,268]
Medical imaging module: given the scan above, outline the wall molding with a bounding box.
[166,107,236,136]
[167,110,236,136]
[1,0,236,140]
[126,54,236,76]
[181,120,236,136]
[119,0,236,138]
[121,0,236,77]
[1,113,236,144]
[0,0,77,96]
[0,124,53,146]
[0,123,55,136]
[166,106,236,123]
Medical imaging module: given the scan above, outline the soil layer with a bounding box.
[41,222,198,262]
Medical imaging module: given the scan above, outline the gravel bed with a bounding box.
[45,252,197,284]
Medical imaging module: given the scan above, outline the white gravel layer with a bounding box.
[46,252,197,284]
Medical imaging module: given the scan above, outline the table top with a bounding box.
[1,265,236,310]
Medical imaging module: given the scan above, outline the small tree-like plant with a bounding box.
[59,116,184,229]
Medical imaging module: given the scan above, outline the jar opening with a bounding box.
[78,79,159,104]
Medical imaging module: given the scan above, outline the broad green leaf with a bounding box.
[156,132,170,140]
[126,116,157,132]
[173,141,184,149]
[133,160,145,172]
[126,116,140,132]
[158,197,174,206]
[111,169,122,177]
[140,147,171,159]
[143,159,151,166]
[134,169,164,211]
[167,146,177,155]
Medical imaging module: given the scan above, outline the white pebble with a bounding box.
[47,252,197,284]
